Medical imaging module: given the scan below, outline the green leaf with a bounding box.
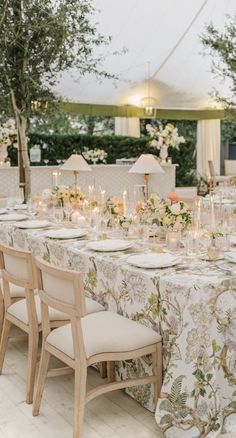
[170,376,185,404]
[159,400,175,414]
[160,414,173,425]
[228,401,236,409]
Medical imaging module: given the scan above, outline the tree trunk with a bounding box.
[16,114,31,201]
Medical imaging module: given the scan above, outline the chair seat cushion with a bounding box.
[46,311,161,359]
[0,279,25,298]
[7,295,104,325]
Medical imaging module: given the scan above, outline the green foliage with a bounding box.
[201,15,236,108]
[29,114,115,136]
[0,0,114,116]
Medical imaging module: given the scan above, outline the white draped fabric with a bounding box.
[196,119,221,177]
[115,117,140,137]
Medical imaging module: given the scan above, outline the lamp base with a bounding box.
[144,174,150,200]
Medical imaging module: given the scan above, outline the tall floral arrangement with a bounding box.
[138,193,192,231]
[146,123,185,161]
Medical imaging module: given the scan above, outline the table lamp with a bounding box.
[60,154,91,190]
[129,154,164,199]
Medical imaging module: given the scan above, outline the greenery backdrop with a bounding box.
[8,119,197,187]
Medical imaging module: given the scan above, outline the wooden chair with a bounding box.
[208,160,231,187]
[0,244,104,404]
[33,257,162,438]
[0,273,26,338]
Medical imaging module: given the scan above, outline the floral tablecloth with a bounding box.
[0,223,235,438]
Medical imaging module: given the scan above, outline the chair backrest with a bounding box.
[225,160,236,176]
[0,243,37,316]
[35,257,86,318]
[35,257,86,362]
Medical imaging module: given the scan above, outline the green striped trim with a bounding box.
[58,102,234,120]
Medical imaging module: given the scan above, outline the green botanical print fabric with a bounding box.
[0,223,235,437]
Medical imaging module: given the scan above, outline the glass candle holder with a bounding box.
[166,230,181,251]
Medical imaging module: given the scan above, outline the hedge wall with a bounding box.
[8,125,197,187]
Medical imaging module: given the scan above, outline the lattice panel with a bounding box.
[0,164,176,199]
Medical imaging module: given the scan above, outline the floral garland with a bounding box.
[146,122,185,150]
[138,193,192,231]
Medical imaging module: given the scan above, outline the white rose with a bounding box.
[170,203,181,215]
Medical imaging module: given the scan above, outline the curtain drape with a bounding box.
[115,117,140,138]
[196,119,221,177]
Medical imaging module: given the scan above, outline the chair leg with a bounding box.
[26,331,39,404]
[107,361,115,383]
[32,346,50,415]
[0,292,4,340]
[152,342,162,407]
[99,362,107,378]
[0,319,11,374]
[73,365,87,438]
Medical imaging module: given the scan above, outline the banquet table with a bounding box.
[0,221,236,438]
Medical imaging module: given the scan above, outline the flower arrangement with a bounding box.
[146,122,185,162]
[138,193,192,231]
[146,123,185,150]
[83,148,107,164]
[42,186,85,207]
[106,196,124,215]
[0,118,17,148]
[115,214,132,230]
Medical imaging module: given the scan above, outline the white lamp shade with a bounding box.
[129,154,165,174]
[60,154,91,172]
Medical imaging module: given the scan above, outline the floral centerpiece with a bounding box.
[42,186,85,207]
[83,148,107,164]
[138,193,192,232]
[146,122,185,163]
[0,118,18,162]
[106,196,124,215]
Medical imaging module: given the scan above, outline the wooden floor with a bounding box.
[0,338,164,438]
[0,338,235,438]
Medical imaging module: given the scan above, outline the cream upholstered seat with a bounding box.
[8,295,103,325]
[47,312,161,359]
[33,258,162,438]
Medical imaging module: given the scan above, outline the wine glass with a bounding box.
[53,207,64,224]
[44,159,49,166]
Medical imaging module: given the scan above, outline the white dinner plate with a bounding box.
[14,204,28,210]
[0,213,28,222]
[0,209,8,215]
[15,220,51,229]
[44,228,87,239]
[126,253,182,269]
[224,252,236,263]
[87,239,134,252]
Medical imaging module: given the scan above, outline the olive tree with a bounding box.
[0,0,113,199]
[201,14,236,111]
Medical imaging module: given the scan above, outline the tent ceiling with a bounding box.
[55,0,236,110]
